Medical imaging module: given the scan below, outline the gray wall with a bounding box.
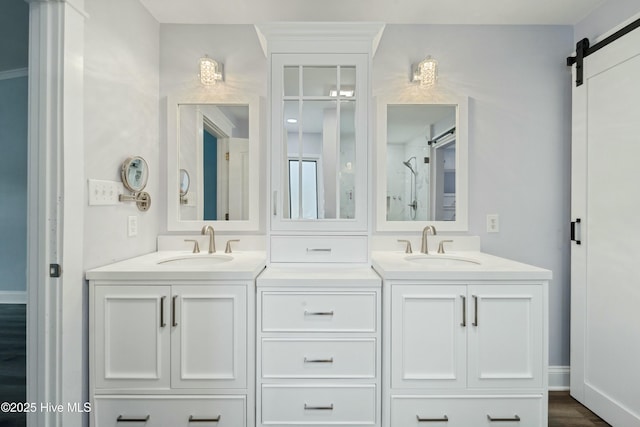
[0,75,28,293]
[160,23,575,366]
[373,25,574,367]
[83,0,160,270]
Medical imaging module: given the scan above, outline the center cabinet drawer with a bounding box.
[262,385,376,425]
[262,338,376,378]
[261,292,377,332]
[93,395,246,427]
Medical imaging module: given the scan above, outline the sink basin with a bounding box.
[404,255,481,267]
[157,254,233,266]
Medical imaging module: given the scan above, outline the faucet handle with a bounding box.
[397,240,413,254]
[437,239,453,254]
[225,239,240,254]
[184,239,200,254]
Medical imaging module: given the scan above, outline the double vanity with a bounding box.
[86,238,550,427]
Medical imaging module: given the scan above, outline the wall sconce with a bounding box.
[199,55,223,86]
[412,56,438,88]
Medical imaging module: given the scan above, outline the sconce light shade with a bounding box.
[199,55,223,86]
[413,56,438,88]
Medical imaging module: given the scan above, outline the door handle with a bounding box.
[571,218,581,245]
[460,295,466,327]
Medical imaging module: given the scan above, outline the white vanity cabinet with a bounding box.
[93,284,246,391]
[256,267,382,426]
[372,251,551,427]
[87,251,266,427]
[391,284,544,391]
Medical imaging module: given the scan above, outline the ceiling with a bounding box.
[139,0,605,25]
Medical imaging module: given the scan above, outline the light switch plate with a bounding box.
[88,179,122,205]
[487,214,499,233]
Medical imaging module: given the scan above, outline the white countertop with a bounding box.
[86,251,267,281]
[371,250,552,281]
[258,265,381,287]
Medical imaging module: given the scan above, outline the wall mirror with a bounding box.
[376,96,468,232]
[167,96,260,231]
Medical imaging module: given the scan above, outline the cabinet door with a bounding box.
[171,285,247,389]
[270,53,369,232]
[391,285,467,389]
[467,284,544,389]
[94,285,171,389]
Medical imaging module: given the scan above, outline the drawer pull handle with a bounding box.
[117,415,150,422]
[487,415,521,422]
[417,415,448,422]
[307,248,332,252]
[160,296,166,328]
[304,357,334,363]
[304,403,334,410]
[172,295,178,327]
[304,310,334,316]
[460,295,466,327]
[189,415,221,423]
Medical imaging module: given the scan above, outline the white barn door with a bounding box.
[571,23,640,427]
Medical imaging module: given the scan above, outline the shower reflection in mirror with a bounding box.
[387,104,456,221]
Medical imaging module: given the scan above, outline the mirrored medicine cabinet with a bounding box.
[167,95,260,231]
[376,96,468,232]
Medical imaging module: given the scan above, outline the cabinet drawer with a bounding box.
[93,395,246,427]
[262,292,377,332]
[391,395,543,427]
[262,385,376,425]
[262,338,376,378]
[270,236,368,263]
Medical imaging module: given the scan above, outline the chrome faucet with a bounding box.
[201,225,216,253]
[421,225,437,254]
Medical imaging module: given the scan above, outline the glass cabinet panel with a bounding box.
[272,54,368,231]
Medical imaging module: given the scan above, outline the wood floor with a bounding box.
[549,391,611,427]
[0,304,26,427]
[0,305,611,427]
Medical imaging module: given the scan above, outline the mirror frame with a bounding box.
[375,95,468,232]
[167,94,260,231]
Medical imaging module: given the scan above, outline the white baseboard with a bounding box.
[549,365,570,391]
[0,291,27,304]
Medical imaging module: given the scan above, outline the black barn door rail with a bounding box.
[567,17,640,87]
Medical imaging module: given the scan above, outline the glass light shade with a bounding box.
[413,57,438,88]
[199,56,223,86]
